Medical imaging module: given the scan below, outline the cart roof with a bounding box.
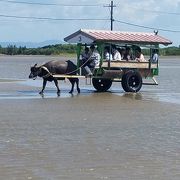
[64,29,172,45]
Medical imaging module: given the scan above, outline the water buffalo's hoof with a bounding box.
[77,88,80,93]
[39,91,43,95]
[56,89,60,96]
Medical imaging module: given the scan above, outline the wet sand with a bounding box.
[0,56,180,179]
[0,80,180,180]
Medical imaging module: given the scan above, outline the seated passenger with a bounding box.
[89,45,101,68]
[120,48,126,60]
[123,47,133,61]
[104,46,112,60]
[151,49,159,63]
[135,47,146,62]
[112,46,121,60]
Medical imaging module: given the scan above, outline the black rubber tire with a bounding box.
[92,78,112,92]
[121,71,142,92]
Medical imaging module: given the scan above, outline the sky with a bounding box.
[0,0,180,46]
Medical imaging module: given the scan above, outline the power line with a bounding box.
[115,19,180,33]
[116,5,180,16]
[1,0,180,15]
[132,8,180,16]
[0,1,179,34]
[0,14,108,21]
[0,0,102,7]
[1,13,179,33]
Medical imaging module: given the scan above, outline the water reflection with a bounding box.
[1,56,180,104]
[0,90,76,100]
[0,56,180,179]
[122,92,143,100]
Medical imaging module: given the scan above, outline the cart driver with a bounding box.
[84,45,101,76]
[80,47,90,66]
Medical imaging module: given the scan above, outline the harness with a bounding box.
[40,66,53,78]
[39,57,96,78]
[65,55,97,75]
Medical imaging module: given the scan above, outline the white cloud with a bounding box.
[115,0,158,24]
[163,0,180,8]
[0,0,179,45]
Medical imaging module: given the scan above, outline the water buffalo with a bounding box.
[29,60,80,95]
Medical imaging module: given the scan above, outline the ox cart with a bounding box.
[54,29,172,92]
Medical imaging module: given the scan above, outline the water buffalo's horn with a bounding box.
[41,66,52,77]
[33,63,41,68]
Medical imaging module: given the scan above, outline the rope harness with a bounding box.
[65,55,95,75]
[40,66,53,78]
[40,57,96,78]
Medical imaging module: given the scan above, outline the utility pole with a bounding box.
[110,1,114,31]
[104,1,116,31]
[104,1,116,69]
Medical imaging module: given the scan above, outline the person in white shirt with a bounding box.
[112,46,121,60]
[104,46,112,61]
[84,45,101,76]
[135,47,146,62]
[152,49,159,63]
[89,45,101,68]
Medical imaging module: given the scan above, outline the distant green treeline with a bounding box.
[0,44,180,56]
[0,44,76,56]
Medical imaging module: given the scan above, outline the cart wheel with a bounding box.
[92,78,112,92]
[121,71,142,92]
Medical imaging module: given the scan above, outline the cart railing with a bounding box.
[101,60,158,69]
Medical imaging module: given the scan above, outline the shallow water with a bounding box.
[0,56,180,180]
[0,55,180,104]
